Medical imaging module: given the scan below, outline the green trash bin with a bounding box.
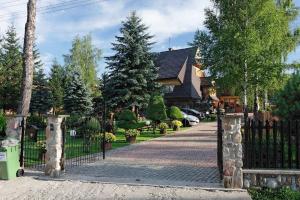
[0,145,20,180]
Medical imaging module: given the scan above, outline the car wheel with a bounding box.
[182,119,190,127]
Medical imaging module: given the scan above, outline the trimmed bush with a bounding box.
[117,109,145,130]
[168,106,184,120]
[146,95,167,123]
[85,117,101,133]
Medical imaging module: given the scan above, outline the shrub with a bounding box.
[168,106,184,120]
[27,115,47,129]
[249,187,300,200]
[172,120,183,127]
[158,122,168,130]
[85,117,101,133]
[92,132,116,143]
[66,115,83,129]
[117,109,145,129]
[0,112,6,135]
[146,95,167,123]
[125,129,140,137]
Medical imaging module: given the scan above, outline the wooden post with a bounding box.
[18,0,37,116]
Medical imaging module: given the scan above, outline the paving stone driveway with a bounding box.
[62,122,222,188]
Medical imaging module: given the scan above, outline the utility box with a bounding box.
[0,145,20,180]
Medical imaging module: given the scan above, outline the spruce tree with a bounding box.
[0,25,23,112]
[49,59,65,114]
[105,12,159,111]
[30,45,53,114]
[275,73,300,120]
[64,66,93,115]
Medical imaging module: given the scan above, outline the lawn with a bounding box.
[23,126,190,167]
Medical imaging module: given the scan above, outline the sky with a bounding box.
[0,0,300,76]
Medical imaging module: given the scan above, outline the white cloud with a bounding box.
[139,0,211,42]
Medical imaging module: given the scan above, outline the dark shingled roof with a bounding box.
[155,47,202,99]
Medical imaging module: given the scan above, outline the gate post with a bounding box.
[45,115,67,177]
[222,115,243,188]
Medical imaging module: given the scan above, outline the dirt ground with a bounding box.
[0,176,251,200]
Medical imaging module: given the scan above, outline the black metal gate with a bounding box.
[20,116,46,171]
[62,117,104,169]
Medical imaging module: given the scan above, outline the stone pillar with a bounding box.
[5,116,23,140]
[222,115,243,188]
[45,116,65,177]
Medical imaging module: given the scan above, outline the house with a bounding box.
[155,47,216,109]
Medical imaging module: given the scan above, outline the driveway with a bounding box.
[62,122,221,187]
[0,122,251,200]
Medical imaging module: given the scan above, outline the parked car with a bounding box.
[181,108,206,120]
[181,111,199,126]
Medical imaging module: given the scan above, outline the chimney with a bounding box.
[168,48,173,51]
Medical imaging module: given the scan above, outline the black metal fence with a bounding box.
[21,117,46,170]
[243,119,300,169]
[217,107,223,179]
[20,116,105,171]
[62,117,104,169]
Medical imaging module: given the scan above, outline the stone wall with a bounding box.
[5,116,23,140]
[243,169,300,190]
[222,115,243,188]
[45,116,65,177]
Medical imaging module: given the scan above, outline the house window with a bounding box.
[163,85,175,93]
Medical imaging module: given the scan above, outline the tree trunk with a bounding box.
[18,0,37,116]
[263,90,268,110]
[243,61,248,111]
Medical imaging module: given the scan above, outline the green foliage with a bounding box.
[168,106,184,120]
[64,66,93,115]
[158,122,168,130]
[0,112,6,134]
[117,109,137,122]
[105,12,160,110]
[85,117,101,133]
[117,109,145,129]
[200,0,300,106]
[64,34,101,97]
[146,95,167,122]
[27,115,47,129]
[49,60,65,114]
[275,73,300,119]
[125,129,140,137]
[30,50,53,114]
[66,115,83,129]
[0,25,23,112]
[92,132,116,143]
[203,114,217,122]
[249,187,300,200]
[172,120,183,128]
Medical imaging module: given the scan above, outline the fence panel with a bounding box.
[63,117,103,168]
[243,119,300,169]
[21,117,46,170]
